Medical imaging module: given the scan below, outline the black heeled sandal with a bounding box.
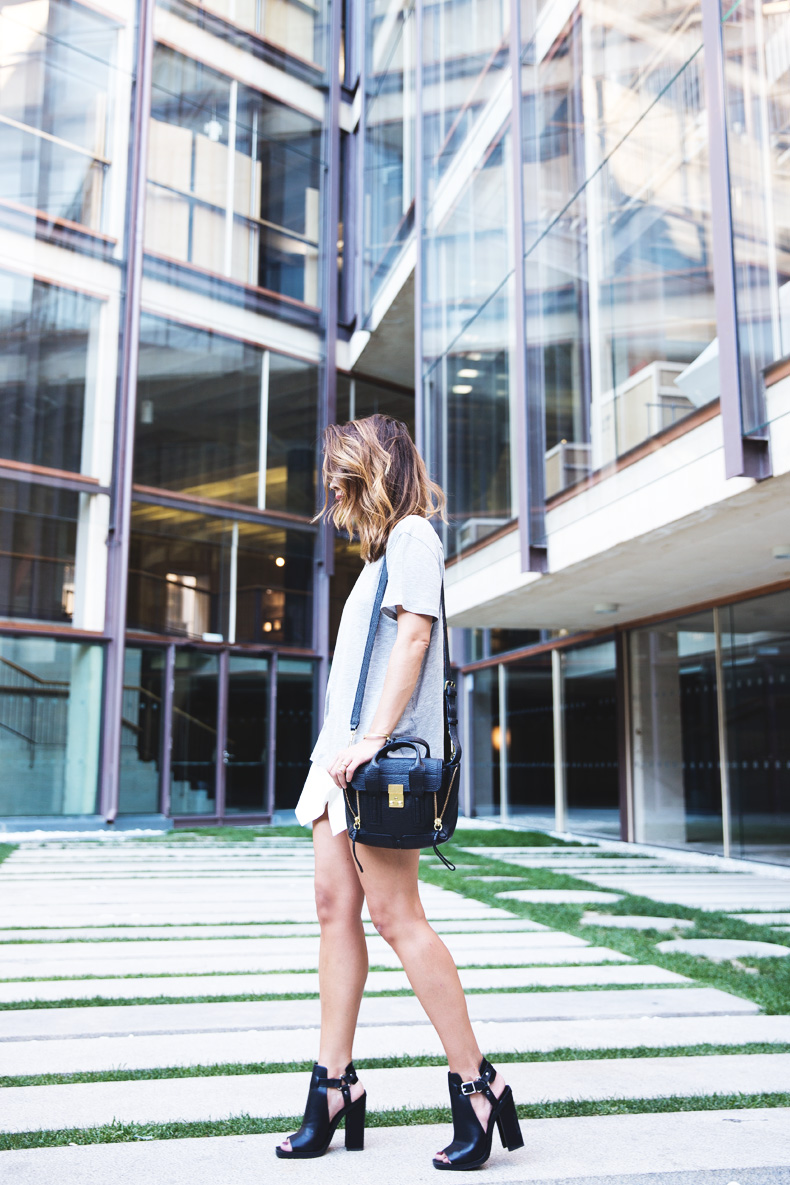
[433,1057,524,1171]
[275,1062,365,1159]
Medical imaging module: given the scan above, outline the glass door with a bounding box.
[563,641,620,838]
[225,654,270,814]
[169,650,219,816]
[118,646,166,814]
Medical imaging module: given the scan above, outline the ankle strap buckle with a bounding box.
[460,1079,478,1096]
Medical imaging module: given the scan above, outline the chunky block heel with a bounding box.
[275,1062,366,1160]
[495,1087,524,1151]
[344,1094,366,1151]
[433,1058,524,1171]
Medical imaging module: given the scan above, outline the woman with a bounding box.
[276,415,524,1170]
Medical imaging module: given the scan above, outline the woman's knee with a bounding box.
[367,897,423,947]
[315,880,361,928]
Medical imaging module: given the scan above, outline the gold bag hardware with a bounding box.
[388,784,404,809]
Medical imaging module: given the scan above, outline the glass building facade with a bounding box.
[2,0,789,865]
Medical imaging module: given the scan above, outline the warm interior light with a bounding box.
[275,556,286,567]
[452,384,473,395]
[457,368,479,378]
[263,621,273,632]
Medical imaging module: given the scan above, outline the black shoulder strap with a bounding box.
[349,556,460,763]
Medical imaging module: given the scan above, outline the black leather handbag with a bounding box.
[343,557,462,871]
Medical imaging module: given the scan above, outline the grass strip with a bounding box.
[417,841,790,1014]
[2,1092,790,1150]
[3,1043,789,1090]
[0,981,695,1011]
[0,845,16,867]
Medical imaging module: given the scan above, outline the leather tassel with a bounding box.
[433,837,455,870]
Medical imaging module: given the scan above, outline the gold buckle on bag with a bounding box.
[388,784,404,809]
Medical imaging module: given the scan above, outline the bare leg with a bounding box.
[279,810,367,1153]
[357,845,505,1163]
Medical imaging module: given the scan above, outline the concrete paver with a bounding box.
[2,1054,788,1134]
[580,914,695,932]
[0,963,690,1004]
[497,890,623,904]
[4,1013,787,1078]
[655,938,790,961]
[2,1109,790,1183]
[1,988,746,1042]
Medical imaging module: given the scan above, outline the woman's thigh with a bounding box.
[353,845,424,941]
[313,810,365,924]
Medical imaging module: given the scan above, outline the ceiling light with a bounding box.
[773,545,790,559]
[457,368,479,378]
[204,118,223,142]
[594,602,620,614]
[452,384,473,394]
[275,556,286,567]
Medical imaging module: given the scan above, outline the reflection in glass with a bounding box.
[506,654,554,826]
[119,647,164,815]
[136,316,262,504]
[0,635,102,814]
[520,3,719,497]
[0,273,101,475]
[265,353,319,516]
[170,650,219,815]
[563,642,619,838]
[469,666,499,816]
[336,375,415,436]
[631,613,722,852]
[0,0,116,230]
[186,0,327,68]
[0,480,78,623]
[423,0,509,195]
[423,119,516,556]
[274,657,316,812]
[146,47,322,304]
[226,654,269,814]
[721,2,790,431]
[723,591,790,866]
[128,504,232,640]
[330,534,363,652]
[363,0,415,311]
[234,522,313,647]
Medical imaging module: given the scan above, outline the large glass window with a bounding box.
[135,316,319,515]
[128,503,313,647]
[363,0,415,312]
[146,46,323,305]
[0,480,78,624]
[0,273,102,476]
[0,0,117,233]
[521,3,720,498]
[336,374,415,435]
[722,590,790,866]
[631,612,723,853]
[423,120,517,556]
[184,0,328,69]
[562,641,619,838]
[0,635,103,815]
[721,0,790,431]
[136,316,262,504]
[119,646,165,815]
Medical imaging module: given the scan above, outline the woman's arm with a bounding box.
[327,607,433,789]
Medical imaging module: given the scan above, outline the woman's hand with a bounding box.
[328,737,384,789]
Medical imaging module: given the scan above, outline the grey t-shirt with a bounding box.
[310,515,446,769]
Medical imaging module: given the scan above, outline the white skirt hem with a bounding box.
[294,763,348,836]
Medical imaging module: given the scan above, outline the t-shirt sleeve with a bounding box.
[382,527,442,621]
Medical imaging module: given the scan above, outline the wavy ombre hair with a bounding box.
[316,415,446,561]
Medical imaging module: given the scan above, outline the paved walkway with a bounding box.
[1,829,790,1183]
